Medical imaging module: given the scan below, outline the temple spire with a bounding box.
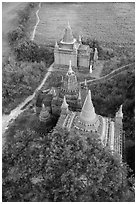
[61,95,69,110]
[78,90,81,100]
[61,22,75,44]
[116,105,123,119]
[93,47,98,62]
[68,21,71,28]
[67,60,74,75]
[80,90,96,123]
[89,64,93,74]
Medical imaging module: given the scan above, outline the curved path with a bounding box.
[31,2,41,41]
[80,62,134,86]
[2,64,53,147]
[2,2,44,145]
[2,61,134,148]
[2,62,134,134]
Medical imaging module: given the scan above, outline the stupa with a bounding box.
[55,89,123,158]
[51,60,82,113]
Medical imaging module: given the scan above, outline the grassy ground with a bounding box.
[34,2,134,47]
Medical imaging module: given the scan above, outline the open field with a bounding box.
[34,2,135,47]
[2,2,28,62]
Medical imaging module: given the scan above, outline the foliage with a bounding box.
[2,127,134,202]
[90,69,135,139]
[2,60,45,113]
[82,38,114,60]
[17,3,37,26]
[14,40,54,64]
[8,25,26,46]
[4,2,54,113]
[7,3,38,46]
[89,69,135,173]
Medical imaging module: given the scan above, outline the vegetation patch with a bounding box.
[2,61,46,114]
[3,3,54,114]
[3,126,134,202]
[89,69,135,173]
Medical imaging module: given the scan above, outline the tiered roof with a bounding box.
[116,105,123,118]
[61,22,76,44]
[61,96,69,110]
[67,60,75,75]
[63,60,79,92]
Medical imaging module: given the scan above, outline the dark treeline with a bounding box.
[89,69,135,174]
[3,3,54,113]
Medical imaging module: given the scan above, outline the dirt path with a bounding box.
[2,64,53,141]
[31,2,41,41]
[2,61,134,149]
[2,2,46,137]
[80,62,135,85]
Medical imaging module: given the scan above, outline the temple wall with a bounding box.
[78,55,90,68]
[54,49,77,67]
[54,50,59,64]
[54,49,91,68]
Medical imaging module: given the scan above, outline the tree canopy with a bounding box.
[2,127,134,202]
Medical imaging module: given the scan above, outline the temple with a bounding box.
[34,22,124,159]
[36,60,123,158]
[55,89,123,158]
[51,60,83,115]
[54,22,93,69]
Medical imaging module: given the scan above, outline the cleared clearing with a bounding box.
[34,2,134,46]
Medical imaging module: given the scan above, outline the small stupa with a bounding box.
[39,104,50,122]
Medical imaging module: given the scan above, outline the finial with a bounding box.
[79,35,82,43]
[68,21,70,28]
[89,64,92,74]
[93,47,98,62]
[55,41,58,48]
[116,104,123,119]
[67,60,74,74]
[42,103,45,109]
[78,90,81,100]
[61,95,68,109]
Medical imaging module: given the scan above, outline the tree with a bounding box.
[2,127,134,202]
[44,128,134,202]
